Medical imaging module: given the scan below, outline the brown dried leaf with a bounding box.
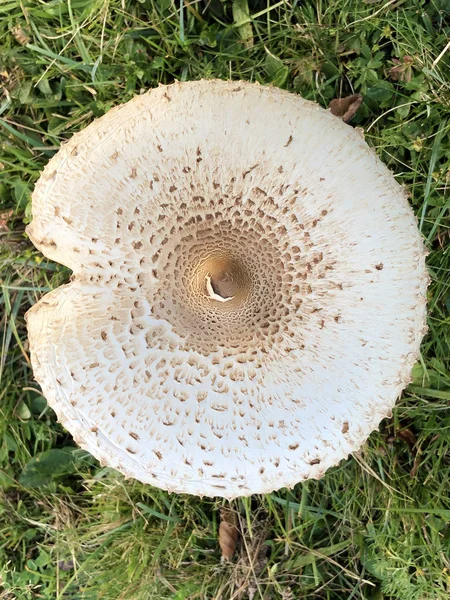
[329,94,363,123]
[396,427,417,450]
[0,209,14,232]
[389,60,403,82]
[388,56,414,82]
[11,25,30,46]
[219,508,239,560]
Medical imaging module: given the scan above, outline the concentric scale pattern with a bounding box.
[26,80,428,498]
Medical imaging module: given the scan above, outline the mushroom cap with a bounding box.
[26,80,428,499]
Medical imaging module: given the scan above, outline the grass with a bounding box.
[0,0,449,598]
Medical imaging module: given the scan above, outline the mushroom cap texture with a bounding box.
[26,79,428,499]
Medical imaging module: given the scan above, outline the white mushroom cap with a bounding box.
[26,80,428,499]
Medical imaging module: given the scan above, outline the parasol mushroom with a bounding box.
[26,80,428,498]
